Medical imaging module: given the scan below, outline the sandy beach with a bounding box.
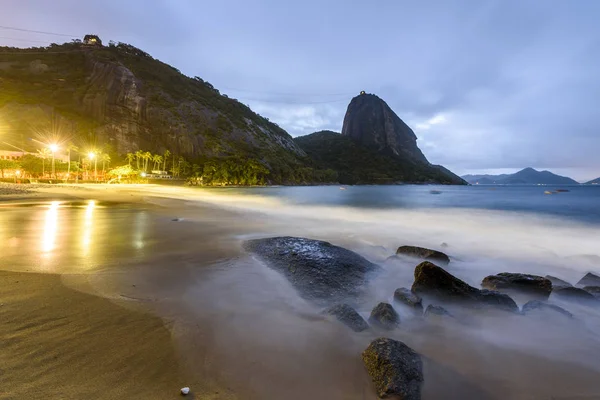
[2,183,600,399]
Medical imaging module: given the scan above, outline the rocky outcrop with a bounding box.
[424,304,452,318]
[244,237,380,306]
[396,246,450,265]
[412,262,518,312]
[545,275,572,289]
[521,300,573,318]
[552,287,599,304]
[362,338,423,400]
[481,273,552,299]
[393,288,423,313]
[577,273,600,287]
[369,303,400,330]
[323,304,369,332]
[342,93,427,163]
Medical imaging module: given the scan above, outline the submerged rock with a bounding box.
[424,304,452,318]
[584,286,600,299]
[393,288,423,313]
[576,272,600,287]
[412,262,518,312]
[521,300,573,318]
[362,338,423,400]
[396,245,450,265]
[545,275,572,289]
[481,273,552,299]
[369,303,400,330]
[244,237,380,306]
[552,287,599,304]
[323,304,369,332]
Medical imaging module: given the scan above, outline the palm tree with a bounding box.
[135,150,143,170]
[67,143,79,178]
[101,153,111,177]
[143,151,152,171]
[152,154,163,171]
[163,150,171,172]
[37,148,51,177]
[126,153,135,167]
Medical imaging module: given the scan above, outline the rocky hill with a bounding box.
[0,40,314,183]
[585,177,600,185]
[463,168,579,185]
[294,93,465,185]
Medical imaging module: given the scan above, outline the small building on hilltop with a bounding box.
[360,90,366,95]
[83,35,102,46]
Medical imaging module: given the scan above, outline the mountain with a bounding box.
[585,177,600,185]
[0,39,323,184]
[294,94,465,185]
[341,93,427,163]
[462,168,579,185]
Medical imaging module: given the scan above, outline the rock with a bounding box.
[583,286,600,298]
[362,338,423,400]
[180,387,190,395]
[576,272,600,287]
[393,288,423,313]
[396,245,450,265]
[323,304,369,332]
[424,304,452,318]
[369,303,400,330]
[411,262,518,312]
[481,273,552,299]
[552,287,599,304]
[244,237,380,306]
[521,300,573,318]
[545,275,572,289]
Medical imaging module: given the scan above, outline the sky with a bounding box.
[2,0,600,181]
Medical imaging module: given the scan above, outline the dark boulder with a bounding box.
[396,245,450,265]
[545,275,572,289]
[362,337,423,400]
[323,304,369,332]
[576,272,600,287]
[552,287,599,304]
[424,304,452,318]
[393,288,423,313]
[584,286,600,299]
[521,300,573,318]
[481,273,552,299]
[244,237,380,306]
[369,303,400,330]
[411,262,518,312]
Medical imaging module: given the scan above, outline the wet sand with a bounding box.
[2,183,600,399]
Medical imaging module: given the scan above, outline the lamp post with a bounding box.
[49,144,58,179]
[88,152,97,181]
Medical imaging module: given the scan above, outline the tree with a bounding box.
[0,159,18,178]
[152,154,162,171]
[126,153,135,167]
[163,150,171,172]
[67,143,79,178]
[143,151,152,171]
[101,153,111,175]
[36,148,52,176]
[135,150,143,170]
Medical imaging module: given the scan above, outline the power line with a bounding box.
[0,36,53,44]
[220,86,356,97]
[237,96,349,105]
[0,25,76,38]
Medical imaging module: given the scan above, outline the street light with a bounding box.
[88,152,97,181]
[49,144,59,179]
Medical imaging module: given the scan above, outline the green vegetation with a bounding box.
[294,131,464,184]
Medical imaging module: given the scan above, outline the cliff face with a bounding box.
[0,41,306,174]
[341,93,427,163]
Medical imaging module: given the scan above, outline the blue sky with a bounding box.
[2,0,600,180]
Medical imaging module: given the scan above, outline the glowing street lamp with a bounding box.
[49,144,59,179]
[88,152,97,181]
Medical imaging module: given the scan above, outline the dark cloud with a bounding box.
[1,0,599,180]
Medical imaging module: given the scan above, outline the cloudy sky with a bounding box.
[2,0,600,180]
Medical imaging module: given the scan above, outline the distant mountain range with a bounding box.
[462,168,580,185]
[586,177,600,185]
